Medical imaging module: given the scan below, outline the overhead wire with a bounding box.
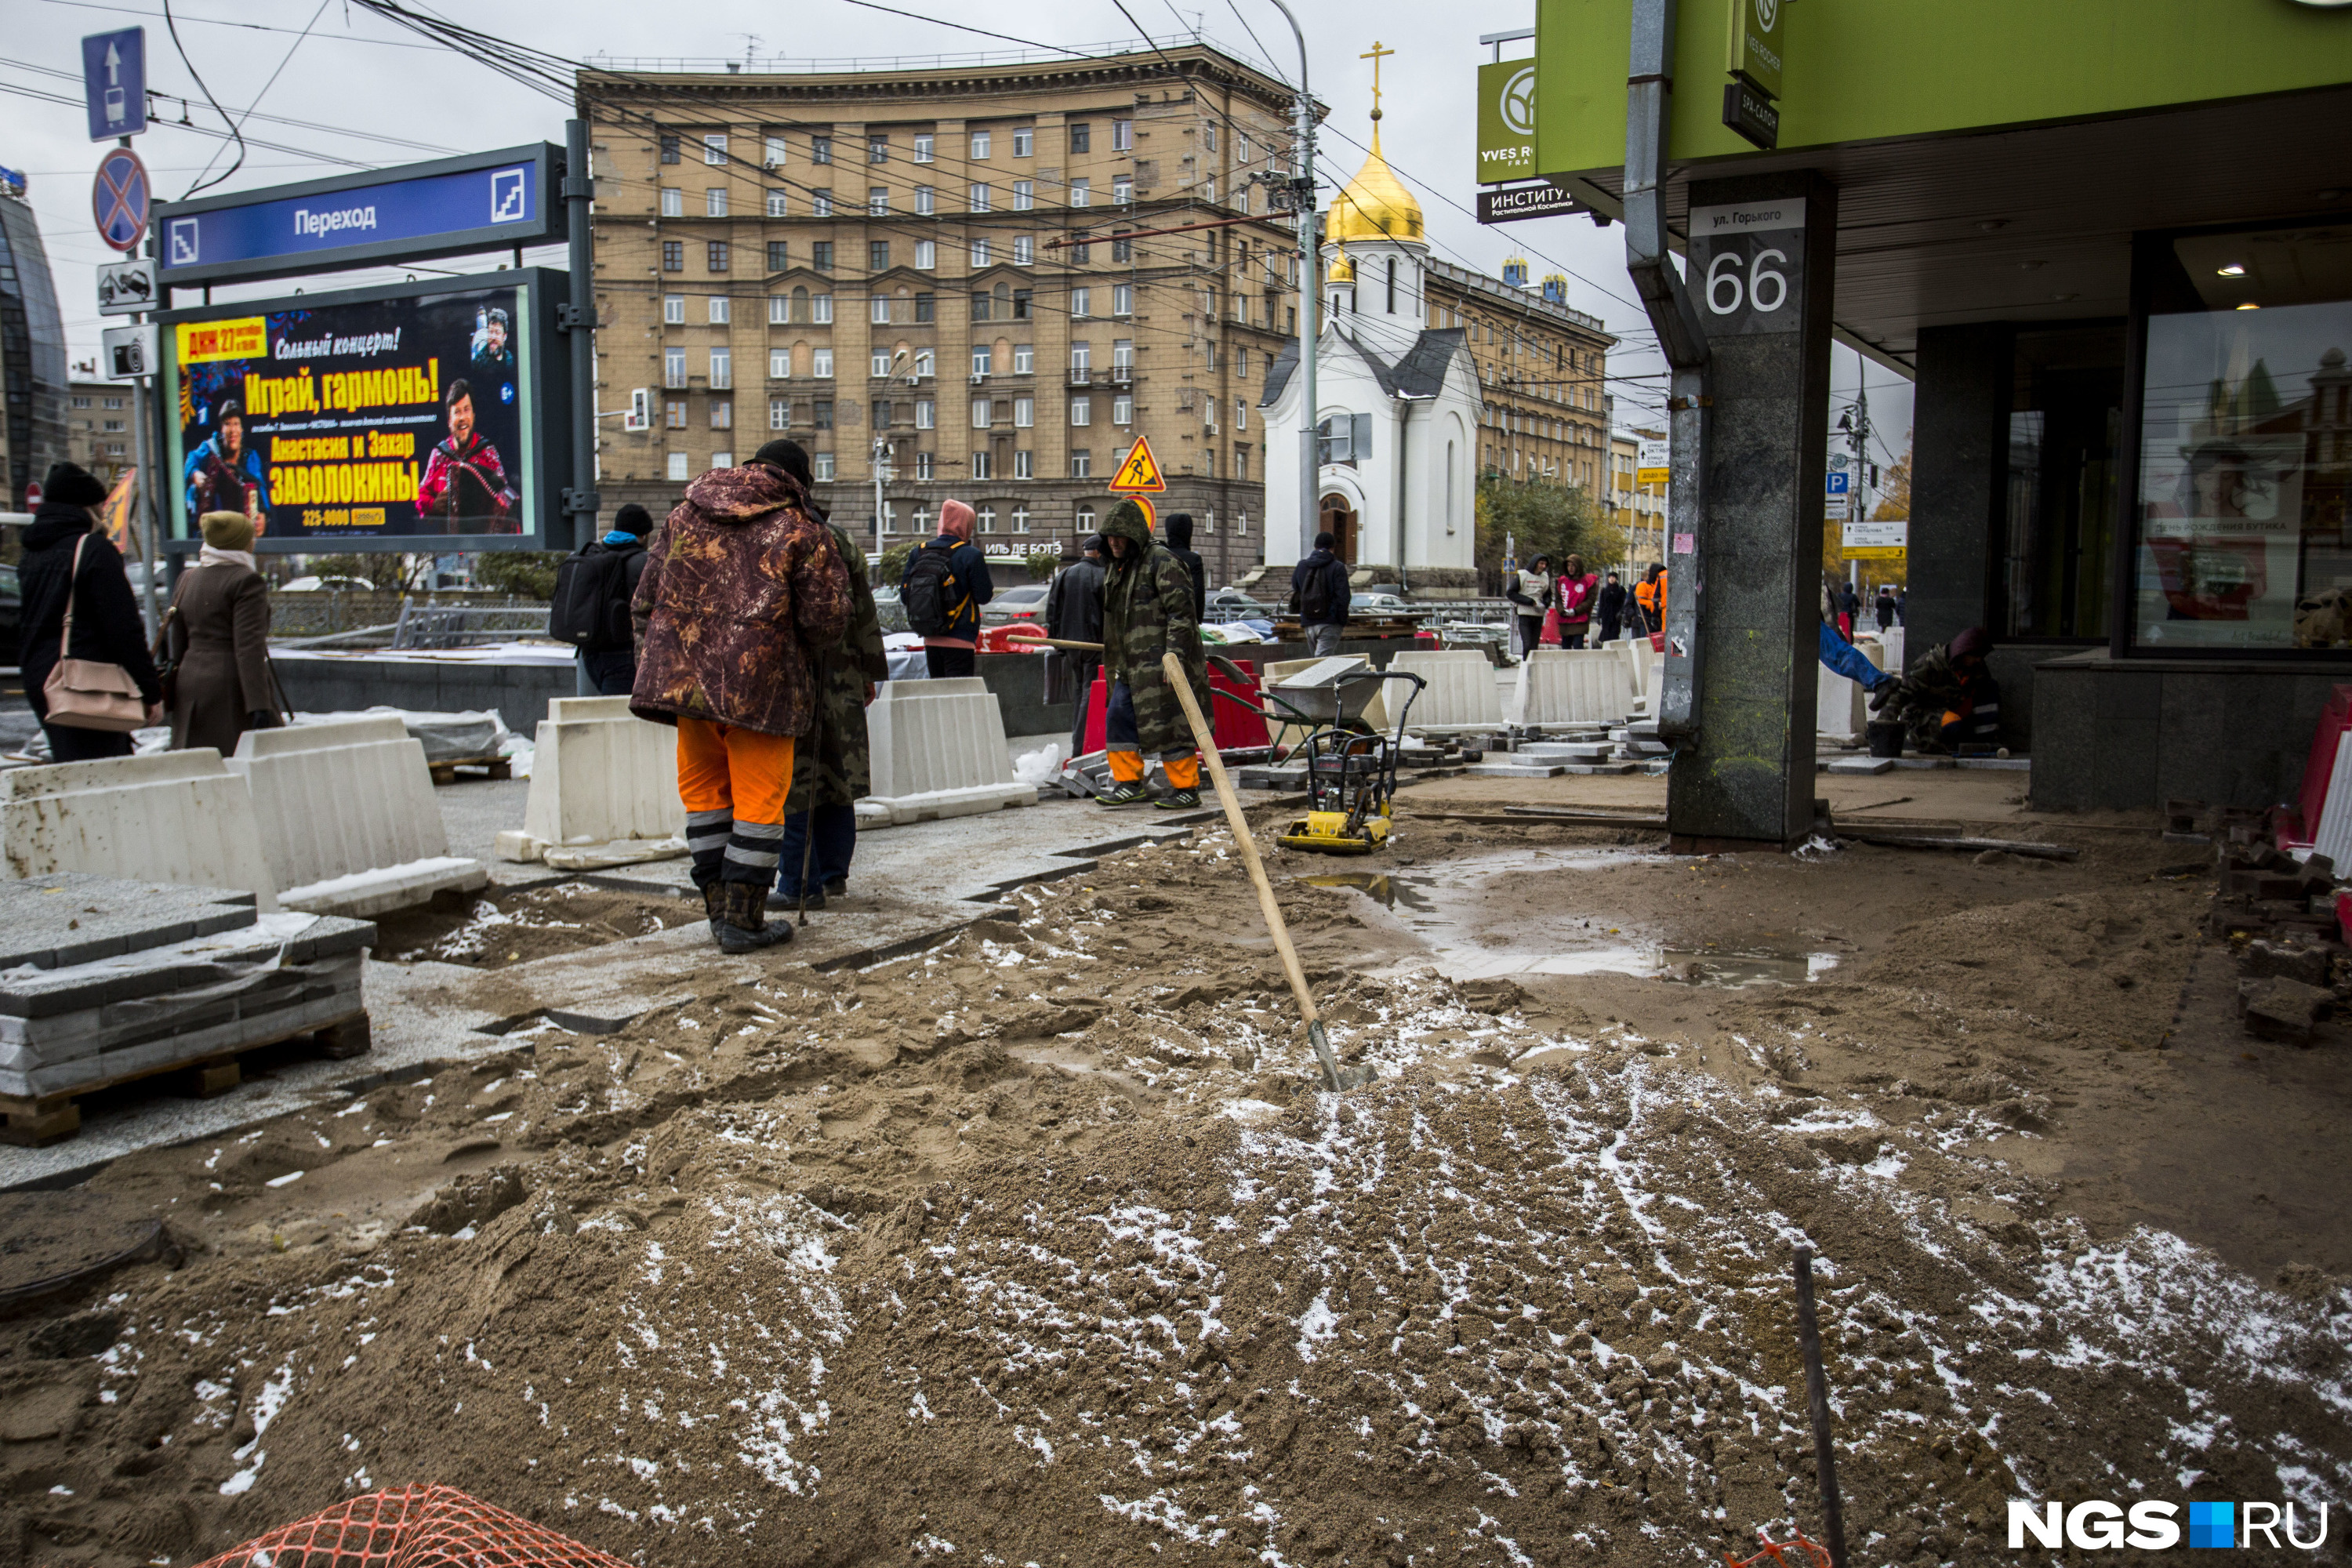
[183,0,331,193]
[159,0,246,195]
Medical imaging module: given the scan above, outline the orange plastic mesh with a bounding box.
[191,1484,635,1568]
[1725,1530,1835,1568]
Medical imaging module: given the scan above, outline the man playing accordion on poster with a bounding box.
[414,377,518,533]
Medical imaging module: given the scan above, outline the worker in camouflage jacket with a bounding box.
[1098,499,1210,808]
[1872,626,2001,753]
[775,499,891,911]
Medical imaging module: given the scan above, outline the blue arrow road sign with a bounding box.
[1825,470,1851,495]
[81,29,147,142]
[93,147,150,253]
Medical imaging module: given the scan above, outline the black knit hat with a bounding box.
[751,439,813,486]
[612,503,653,534]
[43,462,107,507]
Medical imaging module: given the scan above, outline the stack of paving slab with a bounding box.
[0,874,375,1141]
[1390,649,1504,736]
[230,716,486,915]
[1516,649,1635,729]
[862,677,1038,825]
[498,697,687,867]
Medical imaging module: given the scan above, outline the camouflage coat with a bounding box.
[1098,500,1209,756]
[630,464,851,738]
[789,521,891,813]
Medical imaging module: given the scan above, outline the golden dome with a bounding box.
[1328,244,1356,283]
[1328,124,1425,245]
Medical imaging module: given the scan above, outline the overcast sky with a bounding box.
[9,0,1911,467]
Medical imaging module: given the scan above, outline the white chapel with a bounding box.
[1254,71,1483,598]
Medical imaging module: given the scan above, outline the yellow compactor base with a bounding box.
[1276,809,1391,855]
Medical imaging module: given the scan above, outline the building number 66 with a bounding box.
[1704,247,1790,314]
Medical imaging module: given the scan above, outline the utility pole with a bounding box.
[562,118,600,553]
[1842,358,1871,593]
[1261,0,1319,563]
[872,433,892,555]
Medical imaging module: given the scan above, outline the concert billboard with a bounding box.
[157,268,572,553]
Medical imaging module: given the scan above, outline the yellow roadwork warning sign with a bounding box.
[1109,434,1167,493]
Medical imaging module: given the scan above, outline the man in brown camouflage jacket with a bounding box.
[631,441,851,951]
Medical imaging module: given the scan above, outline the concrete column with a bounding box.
[1907,322,2009,661]
[1666,172,1838,852]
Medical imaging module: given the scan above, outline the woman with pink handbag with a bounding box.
[19,463,163,762]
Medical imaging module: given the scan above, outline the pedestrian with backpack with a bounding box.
[902,499,993,678]
[1288,530,1352,657]
[552,503,653,695]
[1098,499,1209,808]
[631,448,851,953]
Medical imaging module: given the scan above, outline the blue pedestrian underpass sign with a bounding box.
[81,29,147,142]
[93,147,150,254]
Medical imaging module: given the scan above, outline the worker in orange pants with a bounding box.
[1095,499,1209,808]
[677,715,796,914]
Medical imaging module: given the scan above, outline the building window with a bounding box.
[660,187,683,217]
[969,183,992,213]
[971,290,993,323]
[1070,396,1092,426]
[1113,394,1134,424]
[1235,397,1247,430]
[1071,341,1092,376]
[1112,175,1133,205]
[702,134,727,165]
[869,187,890,217]
[916,399,936,429]
[708,296,730,325]
[663,293,685,325]
[1014,180,1034,212]
[664,347,687,387]
[916,452,935,480]
[1235,448,1249,480]
[916,185,935,216]
[868,135,888,164]
[909,296,935,328]
[659,135,681,165]
[1014,452,1033,480]
[976,505,996,533]
[869,296,889,326]
[1070,451,1091,479]
[1070,177,1091,209]
[770,347,790,379]
[1014,289,1033,319]
[763,134,787,165]
[973,346,994,376]
[663,241,684,271]
[872,349,893,376]
[812,190,833,218]
[1014,235,1034,266]
[916,240,936,270]
[710,399,732,430]
[707,241,728,272]
[812,242,833,273]
[664,398,688,429]
[971,397,992,429]
[869,239,891,273]
[706,187,728,217]
[811,136,833,165]
[971,238,992,268]
[813,399,835,429]
[1070,122,1091,154]
[913,134,934,164]
[813,452,835,481]
[972,452,993,481]
[812,347,834,378]
[1112,230,1133,263]
[914,348,935,377]
[1112,118,1134,151]
[1011,127,1035,158]
[709,347,731,389]
[766,240,789,271]
[1013,343,1035,374]
[1112,284,1133,315]
[1014,396,1035,428]
[1071,287,1091,320]
[667,452,689,479]
[872,398,891,429]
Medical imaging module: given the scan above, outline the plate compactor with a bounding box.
[1212,655,1425,856]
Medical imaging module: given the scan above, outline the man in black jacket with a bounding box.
[1595,571,1627,645]
[19,463,163,762]
[1289,532,1352,657]
[1163,512,1207,622]
[1044,534,1108,760]
[575,503,654,695]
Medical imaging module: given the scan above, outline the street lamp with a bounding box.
[873,347,913,558]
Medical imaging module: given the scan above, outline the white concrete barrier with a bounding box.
[0,751,280,910]
[864,678,1036,825]
[229,716,485,916]
[1817,635,1886,743]
[1517,648,1634,728]
[499,697,685,862]
[1880,626,1907,676]
[1388,649,1503,735]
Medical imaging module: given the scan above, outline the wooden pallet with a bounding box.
[0,1012,371,1148]
[426,754,514,786]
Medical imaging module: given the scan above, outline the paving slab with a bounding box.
[0,875,260,971]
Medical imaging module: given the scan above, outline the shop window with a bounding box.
[2003,325,2125,641]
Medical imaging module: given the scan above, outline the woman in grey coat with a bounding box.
[166,510,278,756]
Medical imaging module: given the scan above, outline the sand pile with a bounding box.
[5,827,2347,1568]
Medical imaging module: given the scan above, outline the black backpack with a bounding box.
[1298,557,1337,623]
[902,541,965,638]
[550,545,635,652]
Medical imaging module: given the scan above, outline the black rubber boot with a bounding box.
[713,881,789,953]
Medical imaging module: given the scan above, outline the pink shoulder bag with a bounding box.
[42,534,148,732]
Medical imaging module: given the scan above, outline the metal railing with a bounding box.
[391,603,554,649]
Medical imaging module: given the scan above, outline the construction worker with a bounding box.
[1633,564,1667,639]
[1097,498,1209,808]
[631,443,851,952]
[1874,626,2002,753]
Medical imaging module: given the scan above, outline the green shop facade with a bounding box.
[1506,0,2352,820]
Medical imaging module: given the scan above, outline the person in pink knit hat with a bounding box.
[901,498,996,678]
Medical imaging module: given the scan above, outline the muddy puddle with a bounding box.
[1305,851,1839,988]
[374,882,688,967]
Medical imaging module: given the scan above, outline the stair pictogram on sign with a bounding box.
[1109,434,1167,494]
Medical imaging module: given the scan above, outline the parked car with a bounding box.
[982,583,1051,625]
[280,575,376,593]
[1349,592,1420,619]
[1204,586,1274,623]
